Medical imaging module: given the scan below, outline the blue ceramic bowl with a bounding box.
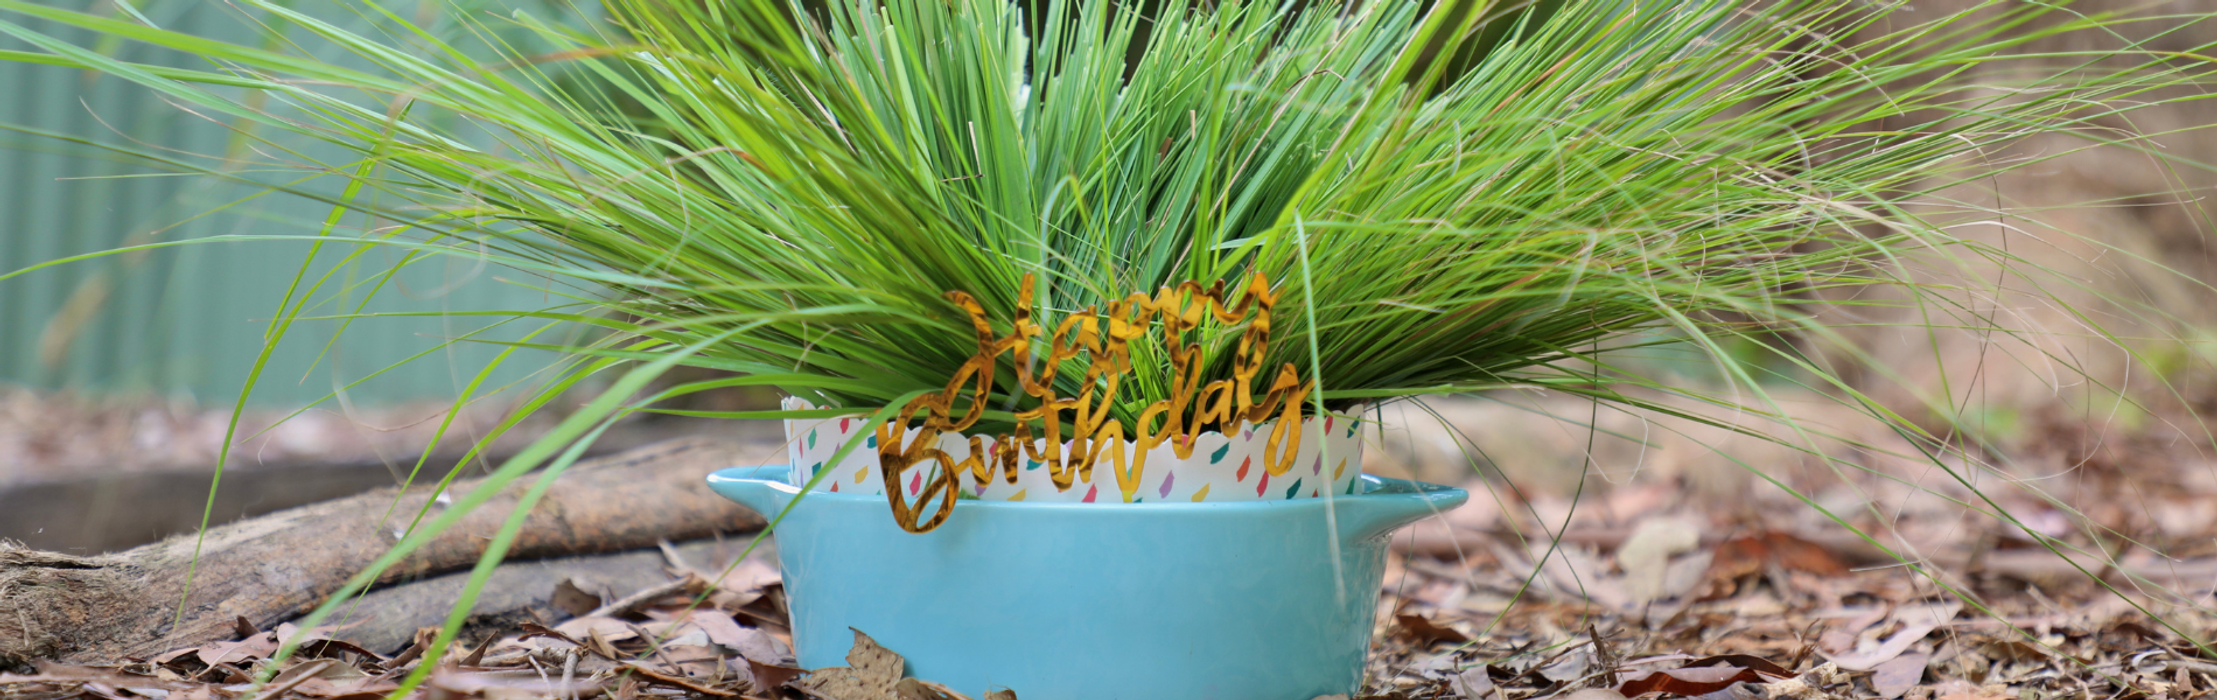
[708,465,1466,700]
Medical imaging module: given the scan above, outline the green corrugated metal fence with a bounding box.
[0,0,595,406]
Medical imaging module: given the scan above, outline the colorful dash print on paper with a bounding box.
[783,397,1362,503]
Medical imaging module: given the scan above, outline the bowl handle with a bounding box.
[706,465,797,516]
[1336,476,1469,542]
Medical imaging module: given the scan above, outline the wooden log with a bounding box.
[0,415,729,554]
[0,436,773,666]
[330,537,770,655]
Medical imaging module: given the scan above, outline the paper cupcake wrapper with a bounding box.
[781,397,1362,503]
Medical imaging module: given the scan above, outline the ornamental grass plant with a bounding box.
[3,0,2216,688]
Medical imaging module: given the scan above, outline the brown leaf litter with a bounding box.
[9,518,2217,700]
[0,545,1033,700]
[1363,477,2217,700]
[11,459,2217,700]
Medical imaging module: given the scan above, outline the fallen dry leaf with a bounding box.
[893,678,971,700]
[619,661,738,697]
[682,611,792,665]
[1682,655,1794,679]
[747,659,808,694]
[147,646,199,666]
[656,644,726,678]
[291,675,402,699]
[1974,637,2055,663]
[552,579,605,618]
[733,584,793,633]
[194,633,277,667]
[794,629,904,700]
[430,668,605,700]
[1395,614,1470,646]
[1932,679,2013,700]
[1451,666,1500,700]
[711,557,785,606]
[1819,606,1890,654]
[1617,665,1764,697]
[1703,533,1848,596]
[1618,516,1701,605]
[1527,543,1634,609]
[1539,650,1593,683]
[1869,652,1927,699]
[638,619,712,649]
[1821,602,1960,671]
[555,616,642,645]
[458,635,499,666]
[516,622,582,648]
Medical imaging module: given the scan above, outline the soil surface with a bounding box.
[4,432,2213,700]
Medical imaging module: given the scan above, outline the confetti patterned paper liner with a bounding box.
[829,271,1341,531]
[783,397,1363,504]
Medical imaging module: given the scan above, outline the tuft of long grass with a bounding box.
[3,0,2197,423]
[4,0,2216,688]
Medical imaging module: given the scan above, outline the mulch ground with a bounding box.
[8,391,2216,699]
[1368,536,2217,700]
[1,517,2211,700]
[10,411,2217,700]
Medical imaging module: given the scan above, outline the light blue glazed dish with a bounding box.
[707,464,1468,700]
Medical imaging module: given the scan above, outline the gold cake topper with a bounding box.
[875,272,1314,532]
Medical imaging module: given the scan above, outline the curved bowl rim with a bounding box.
[707,464,1466,514]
